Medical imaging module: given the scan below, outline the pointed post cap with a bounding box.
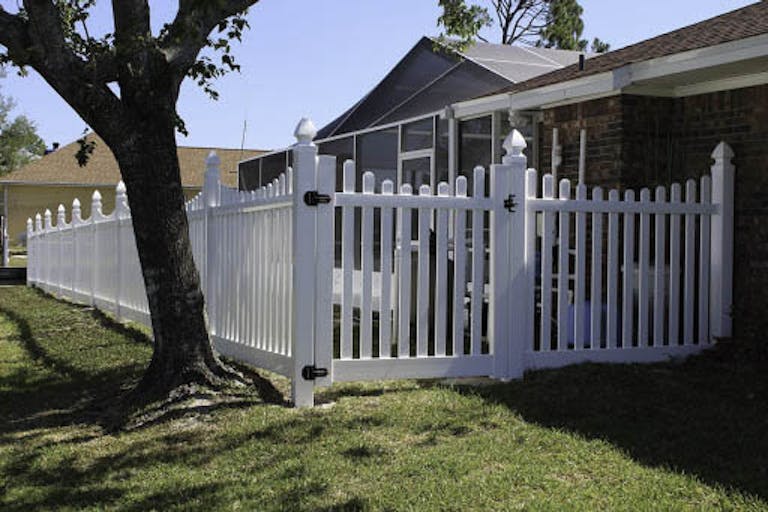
[92,189,102,201]
[44,208,52,218]
[206,151,221,169]
[116,180,127,195]
[57,204,65,215]
[711,141,734,162]
[294,117,317,146]
[503,129,527,163]
[72,198,81,209]
[35,213,41,222]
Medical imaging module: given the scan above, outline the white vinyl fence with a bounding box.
[27,120,734,407]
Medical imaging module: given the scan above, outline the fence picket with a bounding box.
[341,160,355,359]
[452,177,468,356]
[622,190,636,349]
[417,184,431,358]
[683,180,697,345]
[590,187,604,349]
[380,180,394,358]
[557,179,571,351]
[434,182,450,356]
[397,184,413,358]
[574,183,586,350]
[470,167,485,356]
[361,172,375,359]
[540,174,555,351]
[698,176,711,344]
[638,188,651,347]
[653,186,667,347]
[669,183,682,345]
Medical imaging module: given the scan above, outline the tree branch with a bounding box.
[161,0,258,86]
[0,8,34,64]
[10,1,125,140]
[112,0,151,50]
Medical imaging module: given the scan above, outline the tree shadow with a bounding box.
[459,340,768,500]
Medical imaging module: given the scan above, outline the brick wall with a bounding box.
[540,84,768,337]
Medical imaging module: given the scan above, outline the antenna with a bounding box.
[239,116,247,161]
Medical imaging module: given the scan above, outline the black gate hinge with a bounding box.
[504,194,517,212]
[301,365,329,380]
[303,191,332,206]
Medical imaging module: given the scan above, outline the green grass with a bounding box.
[1,286,766,511]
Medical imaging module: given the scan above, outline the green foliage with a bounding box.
[590,36,610,53]
[537,0,586,50]
[436,0,612,54]
[75,129,96,168]
[0,74,45,175]
[436,0,492,51]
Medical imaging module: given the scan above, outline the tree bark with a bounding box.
[110,121,237,400]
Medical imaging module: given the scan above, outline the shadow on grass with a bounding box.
[460,339,768,500]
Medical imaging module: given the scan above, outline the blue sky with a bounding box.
[0,0,756,151]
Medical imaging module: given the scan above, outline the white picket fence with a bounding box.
[26,120,734,407]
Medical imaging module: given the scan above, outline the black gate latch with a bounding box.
[504,194,517,212]
[303,191,331,206]
[302,365,329,380]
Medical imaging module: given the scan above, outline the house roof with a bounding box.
[0,135,264,188]
[495,1,768,96]
[317,37,582,138]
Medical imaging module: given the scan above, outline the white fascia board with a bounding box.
[508,71,622,111]
[451,92,510,119]
[629,33,768,83]
[674,70,768,97]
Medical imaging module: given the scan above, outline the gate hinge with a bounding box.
[504,194,517,212]
[303,191,332,206]
[301,365,329,380]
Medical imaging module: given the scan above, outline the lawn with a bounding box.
[0,286,766,511]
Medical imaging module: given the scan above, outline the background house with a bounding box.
[0,135,263,244]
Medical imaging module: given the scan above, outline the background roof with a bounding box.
[492,1,768,96]
[317,37,581,138]
[0,135,264,188]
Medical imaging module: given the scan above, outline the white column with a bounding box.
[490,129,528,379]
[291,117,319,407]
[709,141,735,341]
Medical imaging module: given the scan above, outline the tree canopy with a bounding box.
[437,0,610,53]
[0,72,45,175]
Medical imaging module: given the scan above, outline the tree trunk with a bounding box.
[110,124,236,400]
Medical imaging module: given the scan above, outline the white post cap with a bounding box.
[502,129,527,164]
[294,117,317,146]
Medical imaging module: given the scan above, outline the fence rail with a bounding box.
[26,120,734,407]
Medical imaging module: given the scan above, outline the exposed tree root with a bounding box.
[99,358,287,432]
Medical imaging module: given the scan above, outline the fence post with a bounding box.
[91,190,102,307]
[490,129,528,380]
[1,216,8,267]
[709,141,735,341]
[203,152,221,334]
[114,181,129,319]
[291,117,319,407]
[43,209,52,291]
